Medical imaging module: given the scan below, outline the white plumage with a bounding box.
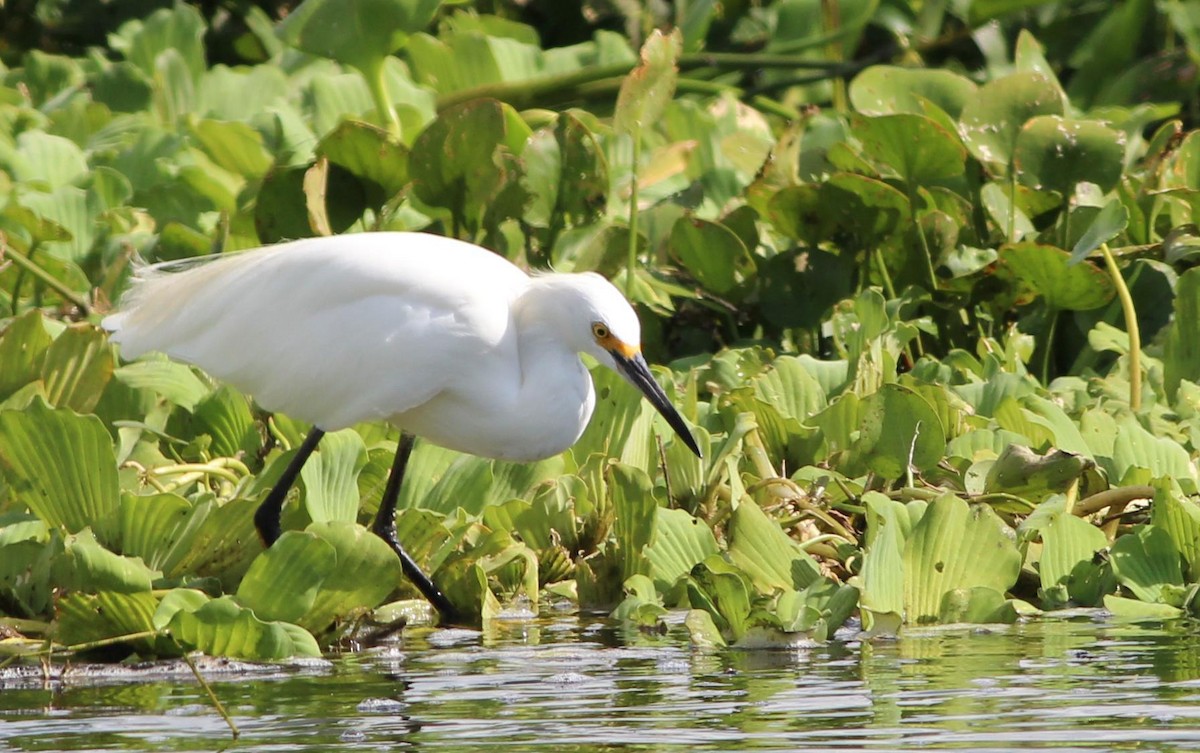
[103,231,696,462]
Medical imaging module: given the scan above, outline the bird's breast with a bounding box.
[391,356,595,462]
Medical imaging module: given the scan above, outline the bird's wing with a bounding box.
[104,232,531,429]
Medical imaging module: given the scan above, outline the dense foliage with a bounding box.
[3,0,1200,659]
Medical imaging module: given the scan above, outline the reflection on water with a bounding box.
[5,614,1200,751]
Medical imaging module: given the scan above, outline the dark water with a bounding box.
[4,613,1200,751]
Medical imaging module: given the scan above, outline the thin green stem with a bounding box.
[820,0,848,113]
[1102,242,1142,411]
[2,241,91,315]
[363,60,400,136]
[184,652,240,740]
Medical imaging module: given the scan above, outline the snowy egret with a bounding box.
[103,231,701,620]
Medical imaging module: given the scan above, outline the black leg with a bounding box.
[372,433,458,621]
[254,428,325,546]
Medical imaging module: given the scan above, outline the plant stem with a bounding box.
[2,241,92,315]
[184,652,240,740]
[1102,243,1142,411]
[363,60,400,136]
[820,0,848,113]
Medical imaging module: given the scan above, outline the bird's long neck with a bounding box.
[505,285,596,457]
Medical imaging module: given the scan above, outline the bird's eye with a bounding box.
[591,323,609,340]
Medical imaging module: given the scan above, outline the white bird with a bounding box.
[103,231,701,620]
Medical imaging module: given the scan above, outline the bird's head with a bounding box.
[530,273,702,459]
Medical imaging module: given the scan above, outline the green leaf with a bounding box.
[168,594,321,659]
[1151,481,1200,581]
[97,493,203,576]
[937,587,1018,624]
[0,398,120,533]
[167,497,260,586]
[1110,417,1196,491]
[409,99,531,234]
[853,113,966,184]
[301,430,368,524]
[853,384,947,478]
[858,492,909,622]
[1102,594,1183,621]
[56,591,169,655]
[1069,199,1129,264]
[191,386,259,459]
[1164,269,1200,400]
[611,463,655,580]
[903,495,1021,624]
[1000,242,1114,310]
[316,119,410,197]
[57,529,156,594]
[684,607,727,647]
[1036,502,1112,606]
[278,0,442,73]
[727,500,821,593]
[614,29,682,138]
[849,66,976,118]
[0,310,52,401]
[41,324,114,414]
[112,358,211,412]
[236,532,338,623]
[1110,525,1184,604]
[190,118,273,179]
[123,4,207,83]
[299,521,403,633]
[670,217,752,295]
[11,131,89,189]
[644,507,718,590]
[959,72,1064,173]
[1013,116,1126,196]
[687,556,753,641]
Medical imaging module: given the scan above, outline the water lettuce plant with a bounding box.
[3,0,1200,659]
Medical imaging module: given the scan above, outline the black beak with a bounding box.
[613,351,703,458]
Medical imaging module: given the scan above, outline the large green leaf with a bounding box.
[959,72,1064,173]
[301,430,368,524]
[277,0,442,73]
[112,358,211,412]
[299,521,403,632]
[1013,116,1125,196]
[41,324,114,414]
[1034,499,1112,607]
[97,493,204,576]
[1164,268,1200,400]
[1000,243,1113,311]
[858,492,909,622]
[611,463,656,580]
[409,98,531,234]
[853,384,946,478]
[1110,525,1184,604]
[903,495,1021,624]
[644,507,718,590]
[0,310,52,401]
[853,113,966,184]
[670,217,752,295]
[1151,482,1200,581]
[56,530,156,594]
[236,532,338,623]
[0,398,120,533]
[56,591,170,656]
[727,500,821,593]
[849,66,976,118]
[167,594,321,659]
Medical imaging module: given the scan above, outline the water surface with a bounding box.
[3,613,1200,751]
